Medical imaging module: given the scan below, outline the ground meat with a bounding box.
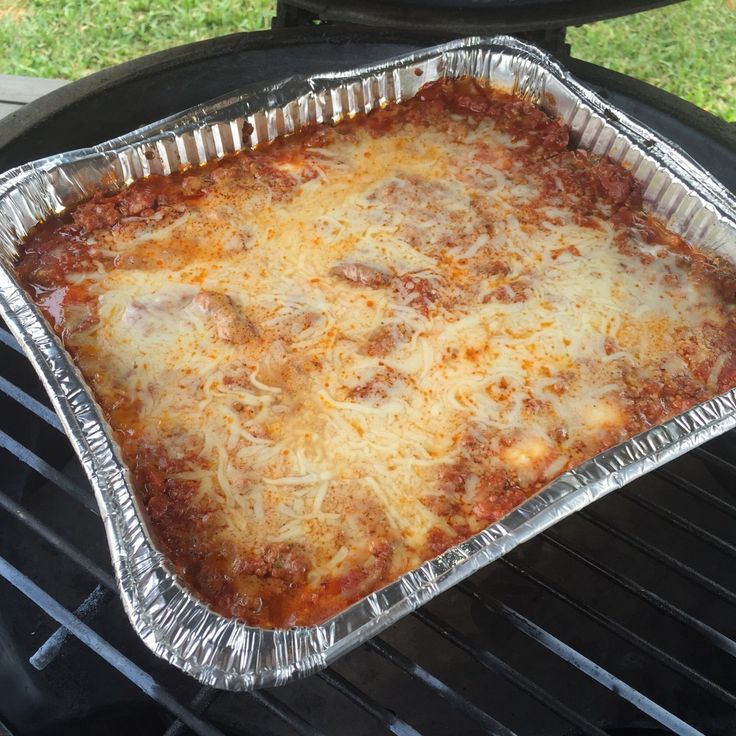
[181,175,206,197]
[129,441,222,571]
[192,559,232,602]
[330,540,395,600]
[456,94,490,115]
[622,368,707,427]
[193,290,259,343]
[279,311,318,341]
[251,159,299,202]
[119,185,158,216]
[72,201,120,233]
[471,470,527,522]
[549,425,569,444]
[330,261,391,288]
[421,462,470,519]
[542,121,570,152]
[483,280,530,304]
[475,250,511,276]
[522,397,550,417]
[133,444,190,501]
[696,258,736,304]
[439,465,468,495]
[70,179,162,233]
[187,541,310,621]
[592,160,637,206]
[480,95,569,156]
[612,206,637,228]
[348,366,405,401]
[395,274,440,316]
[550,244,581,260]
[234,543,308,585]
[679,322,736,389]
[361,323,413,357]
[426,527,458,556]
[604,337,618,355]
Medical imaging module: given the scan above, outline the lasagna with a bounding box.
[17,79,736,628]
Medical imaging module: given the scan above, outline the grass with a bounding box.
[0,1,276,80]
[568,0,735,122]
[0,0,733,121]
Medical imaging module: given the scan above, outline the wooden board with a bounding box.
[0,101,23,121]
[0,74,68,105]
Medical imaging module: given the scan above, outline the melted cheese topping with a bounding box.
[23,83,736,627]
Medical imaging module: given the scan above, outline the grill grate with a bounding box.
[1,318,735,736]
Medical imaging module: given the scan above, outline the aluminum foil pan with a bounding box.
[1,36,735,690]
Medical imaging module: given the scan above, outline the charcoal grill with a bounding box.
[1,10,735,736]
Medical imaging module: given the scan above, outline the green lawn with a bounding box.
[0,0,733,121]
[0,0,275,79]
[568,0,735,122]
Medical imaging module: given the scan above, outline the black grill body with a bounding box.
[0,27,735,736]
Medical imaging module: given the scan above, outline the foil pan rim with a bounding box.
[0,35,735,690]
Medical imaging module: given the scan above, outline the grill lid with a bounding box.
[276,0,683,32]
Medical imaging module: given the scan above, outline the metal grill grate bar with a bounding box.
[120,667,326,736]
[0,554,225,736]
[162,688,221,736]
[619,488,736,557]
[542,531,736,657]
[499,557,736,708]
[250,690,327,736]
[412,609,607,736]
[654,468,736,517]
[460,583,705,736]
[580,510,736,604]
[318,668,423,736]
[692,447,736,477]
[0,327,23,355]
[0,429,98,515]
[0,488,113,589]
[367,637,518,736]
[0,484,121,674]
[0,374,63,431]
[30,585,112,671]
